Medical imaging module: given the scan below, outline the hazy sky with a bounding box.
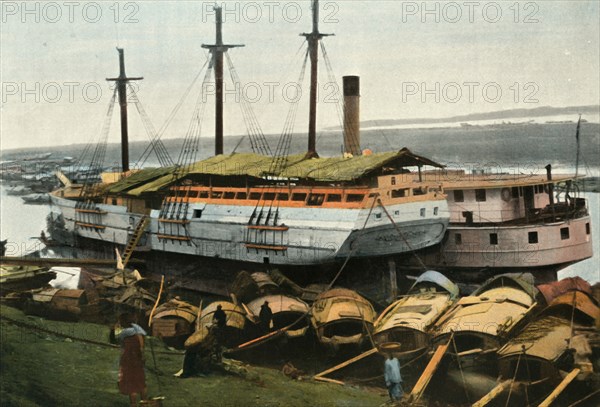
[1,1,599,150]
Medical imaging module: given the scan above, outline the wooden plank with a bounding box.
[245,243,287,251]
[472,380,512,407]
[538,368,581,407]
[0,257,144,267]
[313,376,345,386]
[409,337,452,402]
[314,348,379,378]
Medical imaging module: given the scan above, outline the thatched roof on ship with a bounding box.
[104,148,443,196]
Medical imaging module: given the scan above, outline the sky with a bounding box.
[1,0,599,150]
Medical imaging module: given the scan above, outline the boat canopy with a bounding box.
[537,277,593,305]
[472,272,538,300]
[104,148,444,196]
[410,270,459,299]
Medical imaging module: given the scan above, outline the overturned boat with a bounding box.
[432,273,539,355]
[0,265,56,294]
[310,288,376,350]
[245,294,310,339]
[185,300,247,349]
[151,298,199,348]
[373,270,459,357]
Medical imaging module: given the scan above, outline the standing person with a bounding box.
[258,300,273,333]
[213,304,226,329]
[384,352,403,402]
[113,313,148,406]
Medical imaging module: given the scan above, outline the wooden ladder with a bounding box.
[121,215,150,268]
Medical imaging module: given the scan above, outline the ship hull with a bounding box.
[49,194,449,266]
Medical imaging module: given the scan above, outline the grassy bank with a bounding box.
[0,305,385,407]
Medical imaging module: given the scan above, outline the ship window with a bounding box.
[199,191,209,198]
[455,233,462,245]
[560,227,570,240]
[391,177,396,186]
[193,209,202,218]
[263,193,276,201]
[489,233,498,245]
[223,192,235,199]
[434,207,439,216]
[211,191,222,199]
[307,194,325,206]
[511,187,519,198]
[346,194,365,202]
[236,192,247,200]
[420,208,426,217]
[188,191,199,198]
[394,210,400,216]
[277,193,289,201]
[454,190,464,202]
[586,223,590,235]
[392,189,408,198]
[249,192,262,200]
[292,193,307,202]
[475,189,487,202]
[413,188,426,196]
[375,213,382,220]
[327,194,342,202]
[528,231,538,244]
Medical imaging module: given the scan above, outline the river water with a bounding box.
[0,184,598,285]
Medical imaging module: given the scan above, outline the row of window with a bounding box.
[453,185,549,203]
[171,190,367,205]
[453,223,590,245]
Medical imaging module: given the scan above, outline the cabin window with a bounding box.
[211,191,223,199]
[307,194,325,206]
[193,209,202,218]
[489,233,498,245]
[375,213,382,220]
[277,193,289,201]
[394,210,400,216]
[455,233,462,245]
[528,231,538,244]
[392,189,408,198]
[199,191,209,198]
[391,176,396,186]
[263,193,276,201]
[188,191,198,198]
[346,194,365,203]
[560,227,570,240]
[236,192,247,200]
[453,190,464,202]
[223,192,235,199]
[586,223,590,235]
[292,193,307,202]
[420,208,426,217]
[475,189,487,202]
[413,188,426,196]
[433,207,439,216]
[511,187,519,198]
[249,192,262,200]
[327,194,342,202]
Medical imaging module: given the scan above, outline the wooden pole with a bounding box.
[314,348,378,378]
[538,368,581,407]
[472,380,512,407]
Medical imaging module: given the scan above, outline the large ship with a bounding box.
[48,2,449,271]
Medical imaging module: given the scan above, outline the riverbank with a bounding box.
[0,304,384,407]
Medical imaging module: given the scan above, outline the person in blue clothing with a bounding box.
[384,352,403,401]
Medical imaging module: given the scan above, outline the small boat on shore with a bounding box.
[246,294,310,339]
[373,270,459,358]
[0,265,56,294]
[21,193,51,204]
[151,298,199,348]
[20,287,102,322]
[310,288,376,351]
[185,300,247,349]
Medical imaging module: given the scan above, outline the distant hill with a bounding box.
[344,105,600,129]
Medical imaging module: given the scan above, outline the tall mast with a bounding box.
[301,0,333,157]
[202,6,244,156]
[106,48,143,173]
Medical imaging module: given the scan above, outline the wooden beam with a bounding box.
[313,376,345,386]
[538,368,581,407]
[314,348,379,378]
[472,380,512,407]
[409,336,452,402]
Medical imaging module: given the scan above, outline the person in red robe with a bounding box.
[113,313,147,406]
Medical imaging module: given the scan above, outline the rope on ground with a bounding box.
[0,313,182,356]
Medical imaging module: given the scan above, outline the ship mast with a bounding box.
[202,6,244,156]
[301,0,333,157]
[106,48,143,173]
